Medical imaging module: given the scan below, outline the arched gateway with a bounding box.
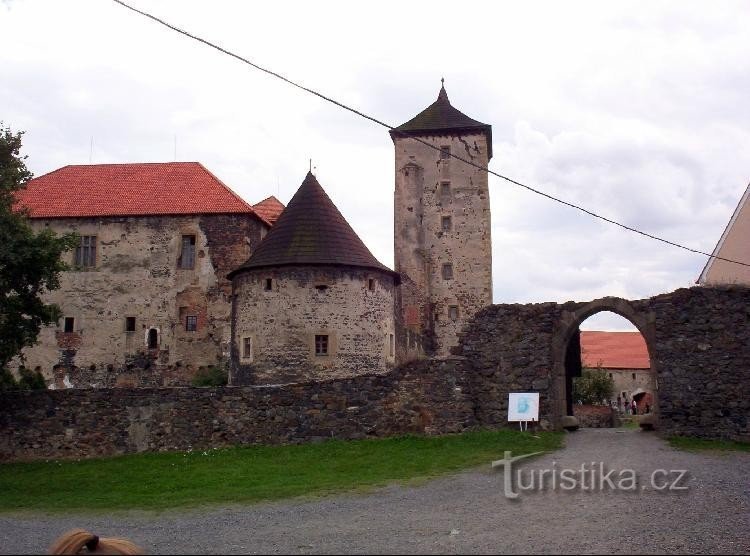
[549,297,657,426]
[458,286,749,439]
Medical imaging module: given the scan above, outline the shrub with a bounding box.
[0,367,18,391]
[191,364,228,387]
[573,367,614,405]
[18,367,47,390]
[0,366,47,391]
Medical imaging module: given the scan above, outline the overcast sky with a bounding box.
[2,0,749,330]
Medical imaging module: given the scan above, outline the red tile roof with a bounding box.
[252,195,285,225]
[580,331,650,370]
[15,162,262,219]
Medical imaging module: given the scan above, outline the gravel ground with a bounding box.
[1,428,749,555]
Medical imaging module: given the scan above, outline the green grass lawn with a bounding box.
[668,436,750,453]
[0,430,562,513]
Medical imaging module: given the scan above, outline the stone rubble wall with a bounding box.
[0,360,474,462]
[2,286,747,462]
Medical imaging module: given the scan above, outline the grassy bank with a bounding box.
[668,436,750,453]
[0,430,562,513]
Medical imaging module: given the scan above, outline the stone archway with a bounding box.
[549,297,658,429]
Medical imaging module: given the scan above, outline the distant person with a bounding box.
[645,404,651,414]
[49,529,143,555]
[632,399,638,416]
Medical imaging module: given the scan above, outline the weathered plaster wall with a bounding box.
[0,360,473,462]
[701,184,750,286]
[609,369,656,409]
[16,214,264,387]
[394,133,492,357]
[231,266,396,385]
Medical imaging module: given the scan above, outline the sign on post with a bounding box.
[508,392,540,431]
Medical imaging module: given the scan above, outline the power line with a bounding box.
[111,0,750,270]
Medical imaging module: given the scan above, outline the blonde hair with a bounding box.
[48,529,143,555]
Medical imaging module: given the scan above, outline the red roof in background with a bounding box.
[252,195,285,225]
[15,162,262,219]
[580,331,650,369]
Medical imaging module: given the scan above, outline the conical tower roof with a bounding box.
[229,172,398,281]
[390,82,492,159]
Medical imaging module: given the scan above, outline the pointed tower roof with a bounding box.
[390,81,492,159]
[229,172,398,281]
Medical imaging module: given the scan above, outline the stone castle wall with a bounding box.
[0,360,473,462]
[2,286,747,462]
[231,266,396,385]
[16,214,265,387]
[394,132,492,357]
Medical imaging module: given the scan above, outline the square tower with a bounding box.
[391,83,493,357]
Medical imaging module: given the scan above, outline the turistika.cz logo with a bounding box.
[491,451,690,499]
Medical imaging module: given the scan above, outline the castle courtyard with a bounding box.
[2,429,748,555]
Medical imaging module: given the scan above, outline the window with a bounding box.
[440,145,451,160]
[64,317,75,333]
[179,235,196,269]
[442,263,453,280]
[632,373,636,380]
[441,216,452,231]
[148,328,159,349]
[74,236,97,268]
[315,284,329,292]
[125,317,136,332]
[440,181,451,197]
[389,334,394,357]
[243,337,253,359]
[449,305,459,320]
[368,279,375,291]
[185,315,198,332]
[315,334,329,356]
[264,278,273,291]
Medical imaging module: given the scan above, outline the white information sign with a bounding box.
[508,392,540,424]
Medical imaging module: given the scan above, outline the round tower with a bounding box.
[228,172,399,385]
[390,82,493,358]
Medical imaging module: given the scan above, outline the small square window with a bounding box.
[243,337,253,359]
[125,317,136,332]
[368,279,375,291]
[64,317,75,333]
[632,373,636,380]
[441,216,452,231]
[440,181,451,197]
[264,278,273,291]
[440,145,451,160]
[315,334,329,356]
[186,315,198,332]
[442,263,453,280]
[449,305,459,320]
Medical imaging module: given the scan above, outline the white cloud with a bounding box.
[2,0,749,326]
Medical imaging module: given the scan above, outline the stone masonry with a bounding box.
[392,87,493,358]
[16,213,265,387]
[231,266,396,385]
[2,286,747,462]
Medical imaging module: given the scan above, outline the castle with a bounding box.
[14,84,493,388]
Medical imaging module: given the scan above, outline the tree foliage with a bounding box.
[573,367,614,405]
[0,124,78,368]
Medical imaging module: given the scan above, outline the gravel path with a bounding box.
[2,429,749,555]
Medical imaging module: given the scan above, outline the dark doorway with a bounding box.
[148,328,158,349]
